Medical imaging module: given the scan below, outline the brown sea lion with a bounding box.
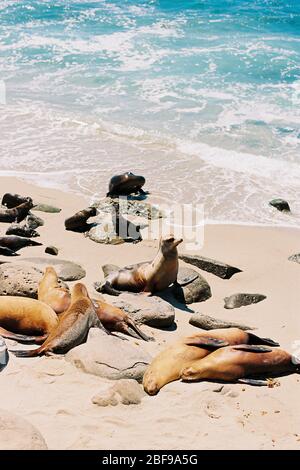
[143,328,279,395]
[0,200,33,223]
[92,298,152,341]
[0,296,58,344]
[65,206,97,232]
[99,234,182,296]
[181,344,299,385]
[38,266,71,314]
[12,283,104,357]
[1,193,32,209]
[0,235,42,252]
[107,172,146,197]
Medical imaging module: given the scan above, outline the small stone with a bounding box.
[189,312,253,330]
[45,246,59,256]
[33,204,61,213]
[179,254,242,279]
[224,293,266,309]
[269,198,290,212]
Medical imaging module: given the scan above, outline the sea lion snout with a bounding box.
[160,234,183,252]
[72,283,89,299]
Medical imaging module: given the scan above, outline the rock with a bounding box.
[92,379,145,407]
[66,328,151,382]
[87,211,142,244]
[26,213,44,229]
[288,254,300,264]
[93,197,165,220]
[224,293,266,309]
[33,204,61,213]
[0,263,68,298]
[18,257,86,281]
[179,254,241,279]
[45,246,59,256]
[189,312,254,331]
[0,336,9,372]
[269,198,290,212]
[0,409,47,450]
[173,267,211,304]
[111,293,175,328]
[87,223,125,245]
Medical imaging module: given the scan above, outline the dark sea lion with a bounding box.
[107,172,146,197]
[12,283,104,357]
[143,328,279,395]
[38,266,71,314]
[0,200,33,223]
[0,246,19,257]
[0,235,42,252]
[26,213,44,229]
[181,344,299,384]
[1,193,32,209]
[99,234,182,296]
[92,298,152,341]
[65,206,97,232]
[6,222,40,238]
[0,296,58,344]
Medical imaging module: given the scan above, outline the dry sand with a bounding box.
[0,176,299,450]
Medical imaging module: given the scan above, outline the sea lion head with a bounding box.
[160,234,183,256]
[108,172,145,195]
[71,283,89,301]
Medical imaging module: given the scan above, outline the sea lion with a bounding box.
[6,222,40,238]
[0,235,42,252]
[38,266,71,314]
[1,193,32,209]
[92,298,152,341]
[181,344,299,384]
[143,328,279,395]
[65,207,97,232]
[107,172,146,197]
[0,246,19,257]
[98,234,182,296]
[12,283,104,357]
[26,213,44,229]
[0,296,58,344]
[0,200,33,223]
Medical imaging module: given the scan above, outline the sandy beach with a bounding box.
[0,176,299,450]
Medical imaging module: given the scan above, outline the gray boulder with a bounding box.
[45,246,59,256]
[33,204,61,213]
[0,409,47,450]
[111,293,175,328]
[91,379,145,407]
[179,254,241,279]
[94,197,164,220]
[173,267,211,304]
[269,198,290,212]
[18,257,85,281]
[66,328,151,382]
[189,312,253,331]
[224,293,266,309]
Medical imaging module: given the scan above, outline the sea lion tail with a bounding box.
[10,346,43,358]
[126,319,154,342]
[247,333,280,347]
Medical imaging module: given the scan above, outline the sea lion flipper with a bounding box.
[185,336,229,349]
[10,348,40,358]
[95,281,122,296]
[237,378,270,386]
[233,345,273,353]
[247,333,280,347]
[126,321,154,342]
[0,327,46,344]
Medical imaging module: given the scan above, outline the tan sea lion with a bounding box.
[92,298,152,341]
[99,234,183,296]
[0,296,58,344]
[181,344,299,385]
[0,200,33,223]
[65,207,97,232]
[38,266,71,314]
[0,235,42,252]
[143,328,279,395]
[107,172,146,197]
[12,283,104,357]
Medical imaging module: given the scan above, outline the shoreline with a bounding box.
[0,175,300,450]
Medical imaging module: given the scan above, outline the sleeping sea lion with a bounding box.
[98,234,182,296]
[0,296,58,344]
[107,172,146,197]
[0,235,42,252]
[6,222,40,238]
[12,283,105,357]
[143,328,279,395]
[0,246,19,257]
[38,266,71,314]
[65,207,97,232]
[1,193,32,208]
[181,344,299,385]
[0,200,33,223]
[92,298,152,341]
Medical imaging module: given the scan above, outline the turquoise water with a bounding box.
[1,1,300,225]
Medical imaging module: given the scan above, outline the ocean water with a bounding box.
[0,0,300,226]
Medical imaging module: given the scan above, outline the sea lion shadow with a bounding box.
[156,288,194,314]
[70,222,97,233]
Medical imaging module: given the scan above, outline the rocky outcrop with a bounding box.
[173,267,211,304]
[66,328,151,382]
[18,257,86,281]
[224,293,266,309]
[179,254,241,279]
[0,409,47,450]
[189,312,253,331]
